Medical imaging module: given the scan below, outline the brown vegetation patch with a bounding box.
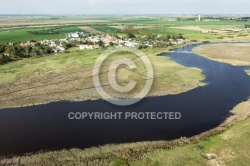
[0,49,205,109]
[193,44,250,66]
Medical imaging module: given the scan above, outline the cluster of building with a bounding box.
[39,40,65,52]
[64,33,140,49]
[67,32,85,38]
[64,33,189,50]
[16,31,190,53]
[18,40,65,53]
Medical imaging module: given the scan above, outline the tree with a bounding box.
[178,34,184,39]
[124,25,136,38]
[98,40,104,48]
[0,54,12,64]
[127,33,135,39]
[124,25,135,34]
[244,24,250,28]
[24,46,32,57]
[109,42,114,47]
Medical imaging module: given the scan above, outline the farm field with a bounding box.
[0,26,85,43]
[110,19,249,26]
[146,26,200,35]
[0,28,65,43]
[1,15,249,43]
[80,26,103,33]
[1,15,248,27]
[89,25,121,33]
[171,26,227,33]
[0,17,108,26]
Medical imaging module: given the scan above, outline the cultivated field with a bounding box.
[1,16,250,43]
[0,26,85,43]
[146,26,200,35]
[172,26,227,33]
[89,26,121,33]
[0,19,107,26]
[80,26,102,33]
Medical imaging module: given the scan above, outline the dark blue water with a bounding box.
[0,43,250,155]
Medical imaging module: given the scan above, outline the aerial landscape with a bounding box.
[0,0,250,165]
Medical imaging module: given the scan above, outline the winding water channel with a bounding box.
[0,43,250,155]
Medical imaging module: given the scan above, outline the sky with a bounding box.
[0,0,249,15]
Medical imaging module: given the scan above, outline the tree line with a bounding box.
[244,24,250,28]
[0,42,53,64]
[123,25,184,40]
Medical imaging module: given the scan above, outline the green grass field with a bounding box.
[110,19,248,26]
[89,25,121,33]
[0,17,247,43]
[0,26,85,43]
[146,27,200,35]
[56,26,86,33]
[0,28,64,43]
[185,33,221,41]
[199,24,244,29]
[163,21,247,26]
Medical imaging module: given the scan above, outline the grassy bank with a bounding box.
[1,99,249,166]
[0,47,205,109]
[193,43,250,66]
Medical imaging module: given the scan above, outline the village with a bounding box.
[19,31,190,52]
[0,29,190,64]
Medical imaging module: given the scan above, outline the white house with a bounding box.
[124,41,139,47]
[79,44,100,50]
[67,32,80,38]
[53,46,65,52]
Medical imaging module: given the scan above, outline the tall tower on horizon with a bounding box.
[198,15,201,21]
